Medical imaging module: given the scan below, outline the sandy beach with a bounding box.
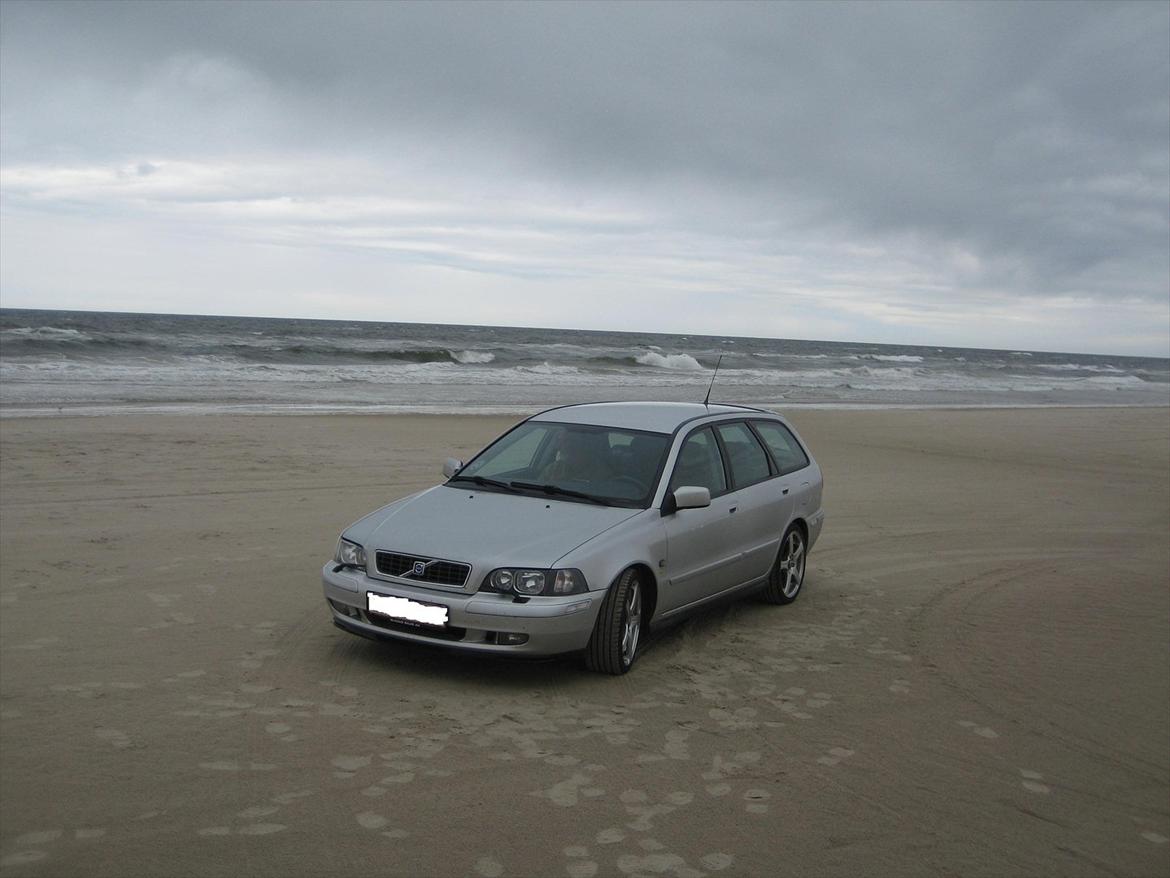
[1,407,1167,877]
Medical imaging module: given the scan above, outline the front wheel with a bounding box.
[584,568,643,675]
[762,525,807,605]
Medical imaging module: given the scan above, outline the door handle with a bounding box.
[781,487,789,495]
[728,506,737,514]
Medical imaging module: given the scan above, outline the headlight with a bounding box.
[334,538,367,569]
[481,567,587,596]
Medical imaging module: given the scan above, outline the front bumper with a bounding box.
[322,563,604,656]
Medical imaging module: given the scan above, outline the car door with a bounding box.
[751,418,815,521]
[714,421,792,585]
[660,426,742,613]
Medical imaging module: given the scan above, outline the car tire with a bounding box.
[584,568,643,675]
[762,525,807,605]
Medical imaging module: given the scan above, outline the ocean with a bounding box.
[1,309,1167,416]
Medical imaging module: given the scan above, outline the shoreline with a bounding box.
[2,400,1168,419]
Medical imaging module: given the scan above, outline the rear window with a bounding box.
[752,421,810,475]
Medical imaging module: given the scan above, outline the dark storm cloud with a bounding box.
[2,1,1168,319]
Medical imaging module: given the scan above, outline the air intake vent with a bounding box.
[375,551,471,587]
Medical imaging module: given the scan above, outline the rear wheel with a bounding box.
[762,525,806,605]
[585,568,642,675]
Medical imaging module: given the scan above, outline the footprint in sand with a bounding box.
[473,856,505,877]
[332,754,371,773]
[271,790,314,805]
[356,812,387,830]
[3,827,108,866]
[15,830,62,845]
[201,821,288,836]
[536,767,606,807]
[957,719,999,739]
[619,789,694,831]
[95,728,131,749]
[353,811,410,839]
[563,846,599,878]
[701,853,735,871]
[1,852,49,867]
[237,806,279,819]
[199,761,276,772]
[596,827,625,845]
[1019,769,1051,794]
[805,692,834,709]
[816,747,856,767]
[701,752,759,795]
[237,824,286,836]
[615,852,695,875]
[743,788,771,814]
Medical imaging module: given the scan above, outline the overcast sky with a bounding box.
[1,1,1167,355]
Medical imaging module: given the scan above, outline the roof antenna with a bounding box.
[703,354,723,407]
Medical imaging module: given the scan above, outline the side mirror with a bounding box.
[675,486,711,509]
[442,458,463,479]
[661,485,711,515]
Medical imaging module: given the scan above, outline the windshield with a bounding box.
[450,421,670,507]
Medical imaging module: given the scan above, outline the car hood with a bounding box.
[352,485,641,593]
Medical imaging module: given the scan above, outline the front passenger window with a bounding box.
[669,428,726,495]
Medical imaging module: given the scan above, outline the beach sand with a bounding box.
[1,408,1167,877]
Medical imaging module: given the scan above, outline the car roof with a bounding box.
[529,401,773,434]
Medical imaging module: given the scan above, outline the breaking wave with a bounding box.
[634,352,706,370]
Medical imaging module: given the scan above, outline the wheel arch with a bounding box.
[625,563,659,625]
[788,516,809,543]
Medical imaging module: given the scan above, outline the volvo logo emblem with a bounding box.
[412,560,427,576]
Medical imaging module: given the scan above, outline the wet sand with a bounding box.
[1,408,1168,877]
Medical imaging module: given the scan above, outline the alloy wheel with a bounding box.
[779,530,806,598]
[621,579,641,666]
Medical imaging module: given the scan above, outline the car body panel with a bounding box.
[356,485,641,594]
[661,497,743,612]
[726,475,791,584]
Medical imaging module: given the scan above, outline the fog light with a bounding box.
[496,632,529,645]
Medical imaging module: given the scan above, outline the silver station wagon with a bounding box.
[323,402,825,674]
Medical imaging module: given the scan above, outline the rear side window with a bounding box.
[715,422,772,488]
[669,428,727,495]
[752,421,810,475]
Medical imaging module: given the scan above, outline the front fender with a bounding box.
[553,509,665,613]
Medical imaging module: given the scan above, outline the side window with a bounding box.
[715,422,771,488]
[668,428,727,495]
[752,421,810,475]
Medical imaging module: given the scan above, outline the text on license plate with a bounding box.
[367,593,449,627]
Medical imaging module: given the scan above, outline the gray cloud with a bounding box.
[1,0,1167,352]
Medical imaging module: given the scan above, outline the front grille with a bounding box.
[375,551,471,587]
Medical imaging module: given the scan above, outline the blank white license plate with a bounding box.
[367,593,449,627]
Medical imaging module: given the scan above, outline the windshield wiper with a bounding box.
[448,474,521,493]
[509,481,610,506]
